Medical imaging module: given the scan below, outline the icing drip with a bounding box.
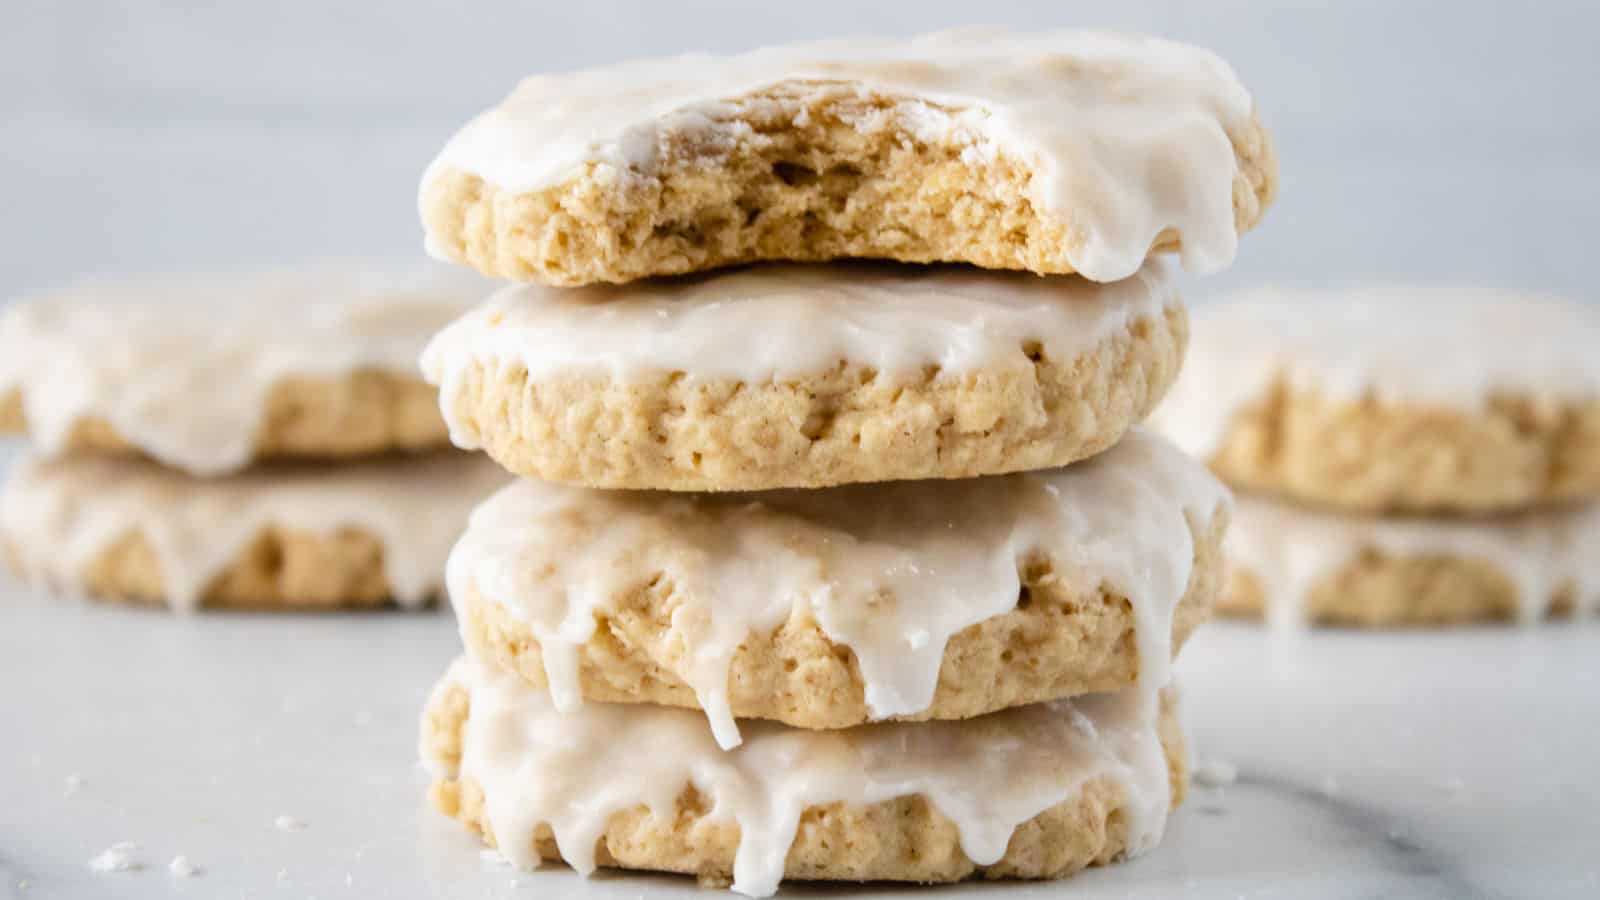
[1156,286,1600,459]
[0,261,488,476]
[421,260,1175,451]
[423,27,1256,282]
[0,453,508,612]
[429,656,1176,898]
[446,428,1227,748]
[1227,494,1600,625]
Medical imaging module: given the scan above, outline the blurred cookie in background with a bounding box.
[1157,285,1600,515]
[1155,284,1600,626]
[0,261,488,476]
[0,451,507,613]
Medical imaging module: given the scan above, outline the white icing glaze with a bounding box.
[446,428,1226,749]
[428,655,1176,898]
[1156,286,1600,458]
[1227,494,1600,626]
[422,27,1256,282]
[0,261,489,476]
[0,452,508,612]
[421,259,1176,450]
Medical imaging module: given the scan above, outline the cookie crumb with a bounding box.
[274,814,307,831]
[1193,758,1238,787]
[168,856,197,877]
[88,843,142,872]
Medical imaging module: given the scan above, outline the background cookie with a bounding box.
[446,428,1227,747]
[1222,494,1600,626]
[1157,286,1600,514]
[0,262,487,476]
[424,260,1185,491]
[422,657,1186,896]
[0,452,507,612]
[421,28,1274,286]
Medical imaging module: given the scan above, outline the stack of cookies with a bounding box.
[1158,286,1600,626]
[0,264,505,611]
[415,28,1276,895]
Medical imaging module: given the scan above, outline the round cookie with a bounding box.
[0,262,488,476]
[446,428,1228,748]
[0,452,507,612]
[423,259,1186,491]
[1222,494,1600,627]
[1156,286,1600,514]
[421,27,1275,286]
[422,656,1187,897]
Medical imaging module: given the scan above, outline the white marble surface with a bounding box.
[1,568,1595,899]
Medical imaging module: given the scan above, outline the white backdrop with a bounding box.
[3,0,1596,303]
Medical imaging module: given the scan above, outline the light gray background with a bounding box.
[4,6,1600,898]
[3,1,1598,303]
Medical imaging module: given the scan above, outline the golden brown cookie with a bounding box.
[1156,286,1600,514]
[420,28,1274,285]
[424,260,1185,491]
[1221,493,1599,626]
[422,656,1187,894]
[445,428,1227,745]
[0,452,506,612]
[0,262,485,475]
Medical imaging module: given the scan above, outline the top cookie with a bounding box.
[0,262,487,476]
[420,27,1276,286]
[1155,286,1600,514]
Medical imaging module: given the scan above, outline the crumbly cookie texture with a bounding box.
[1223,556,1584,627]
[1,525,416,611]
[436,303,1185,491]
[0,372,447,465]
[422,83,1275,285]
[459,507,1222,729]
[1204,383,1600,514]
[422,679,1187,888]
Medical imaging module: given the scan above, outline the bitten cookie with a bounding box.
[1156,286,1600,514]
[1222,494,1600,626]
[420,27,1275,286]
[0,452,507,612]
[0,262,487,476]
[446,428,1227,748]
[423,656,1187,897]
[423,260,1185,491]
